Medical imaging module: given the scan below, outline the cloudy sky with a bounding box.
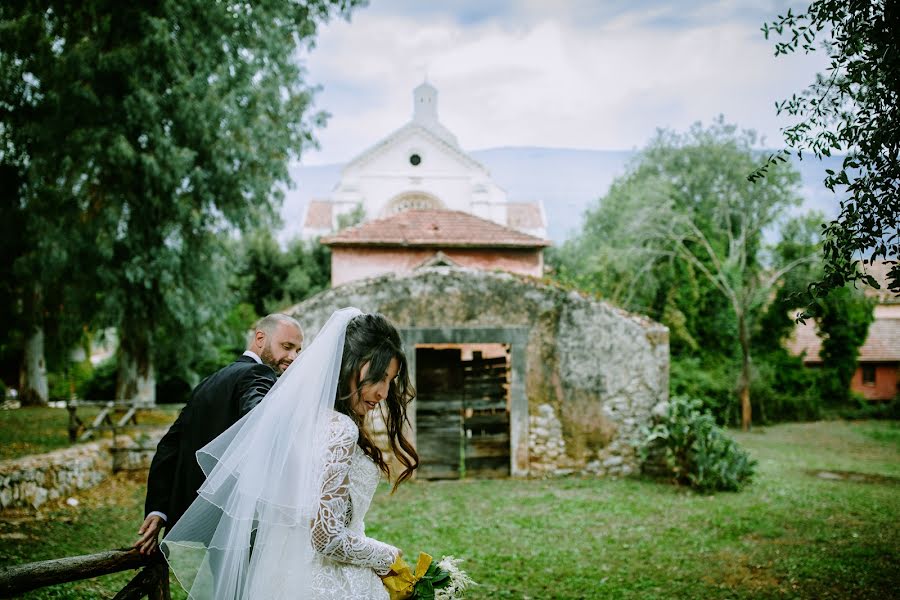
[295,0,828,165]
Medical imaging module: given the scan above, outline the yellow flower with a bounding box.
[382,552,433,600]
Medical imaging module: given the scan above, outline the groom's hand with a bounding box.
[135,514,165,555]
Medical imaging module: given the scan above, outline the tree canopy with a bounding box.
[754,0,900,300]
[0,0,360,403]
[553,119,815,429]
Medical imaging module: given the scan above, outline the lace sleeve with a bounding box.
[311,414,398,574]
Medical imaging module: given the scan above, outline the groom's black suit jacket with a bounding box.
[144,355,278,530]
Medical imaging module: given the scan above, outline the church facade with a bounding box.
[302,82,547,241]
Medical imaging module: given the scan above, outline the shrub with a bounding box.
[750,352,821,423]
[831,397,900,421]
[47,361,95,401]
[670,357,738,424]
[641,396,757,492]
[77,359,118,400]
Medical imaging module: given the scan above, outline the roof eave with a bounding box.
[321,240,550,249]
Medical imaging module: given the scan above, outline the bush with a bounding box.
[830,397,900,421]
[77,359,117,400]
[641,396,757,492]
[47,361,95,401]
[670,357,738,424]
[750,351,821,423]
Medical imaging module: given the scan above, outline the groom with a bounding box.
[135,313,304,554]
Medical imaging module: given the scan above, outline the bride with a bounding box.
[162,308,419,599]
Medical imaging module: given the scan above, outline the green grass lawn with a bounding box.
[0,405,182,461]
[1,420,897,599]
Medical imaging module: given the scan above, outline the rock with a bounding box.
[603,455,624,468]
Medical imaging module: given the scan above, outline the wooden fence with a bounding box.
[0,547,169,599]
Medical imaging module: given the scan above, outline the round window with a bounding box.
[409,153,422,166]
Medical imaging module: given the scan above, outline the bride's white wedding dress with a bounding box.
[163,308,399,600]
[246,412,395,599]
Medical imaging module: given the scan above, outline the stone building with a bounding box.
[288,267,669,479]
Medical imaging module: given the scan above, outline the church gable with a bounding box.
[342,123,489,178]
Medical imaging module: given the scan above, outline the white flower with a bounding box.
[434,556,476,600]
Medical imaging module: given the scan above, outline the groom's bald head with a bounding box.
[249,314,303,374]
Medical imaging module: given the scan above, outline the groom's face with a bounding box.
[259,322,303,374]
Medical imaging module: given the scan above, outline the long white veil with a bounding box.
[161,307,362,599]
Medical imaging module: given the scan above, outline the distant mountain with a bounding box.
[278,147,846,245]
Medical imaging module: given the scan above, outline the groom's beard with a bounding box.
[259,344,290,375]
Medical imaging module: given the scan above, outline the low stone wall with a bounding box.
[0,430,165,511]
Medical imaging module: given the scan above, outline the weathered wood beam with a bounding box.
[112,562,170,600]
[0,548,153,597]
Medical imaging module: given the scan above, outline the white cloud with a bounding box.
[298,2,829,164]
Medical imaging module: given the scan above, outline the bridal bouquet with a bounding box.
[382,552,475,600]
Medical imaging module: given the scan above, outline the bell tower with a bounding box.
[413,80,439,124]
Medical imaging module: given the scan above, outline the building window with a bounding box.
[409,153,422,166]
[861,364,876,385]
[384,192,444,215]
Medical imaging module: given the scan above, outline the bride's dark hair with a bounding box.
[335,313,418,490]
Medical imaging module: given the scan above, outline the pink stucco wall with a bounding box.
[330,247,544,286]
[851,363,899,401]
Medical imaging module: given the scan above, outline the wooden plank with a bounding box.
[115,407,138,428]
[464,414,510,428]
[464,403,508,414]
[0,548,152,597]
[464,457,510,477]
[465,443,510,459]
[78,404,115,442]
[462,356,508,367]
[418,465,460,480]
[416,399,464,410]
[465,384,507,393]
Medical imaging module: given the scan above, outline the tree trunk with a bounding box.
[738,313,752,431]
[116,335,155,406]
[20,326,49,406]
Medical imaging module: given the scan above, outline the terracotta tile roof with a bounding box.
[859,318,900,362]
[304,200,333,230]
[321,209,551,248]
[787,317,900,363]
[507,202,544,229]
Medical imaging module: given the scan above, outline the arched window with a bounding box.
[383,192,444,216]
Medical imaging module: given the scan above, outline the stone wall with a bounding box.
[0,430,164,510]
[287,266,669,478]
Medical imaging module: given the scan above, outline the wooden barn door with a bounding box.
[462,351,511,478]
[415,348,464,479]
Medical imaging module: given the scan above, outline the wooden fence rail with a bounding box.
[0,547,169,599]
[66,399,150,443]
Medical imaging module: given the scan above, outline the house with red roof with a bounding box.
[321,209,550,286]
[787,262,900,401]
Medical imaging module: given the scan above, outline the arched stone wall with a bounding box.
[287,267,669,477]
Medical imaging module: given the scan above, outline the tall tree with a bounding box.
[1,0,360,403]
[815,287,875,405]
[754,0,900,299]
[236,230,330,317]
[555,119,813,430]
